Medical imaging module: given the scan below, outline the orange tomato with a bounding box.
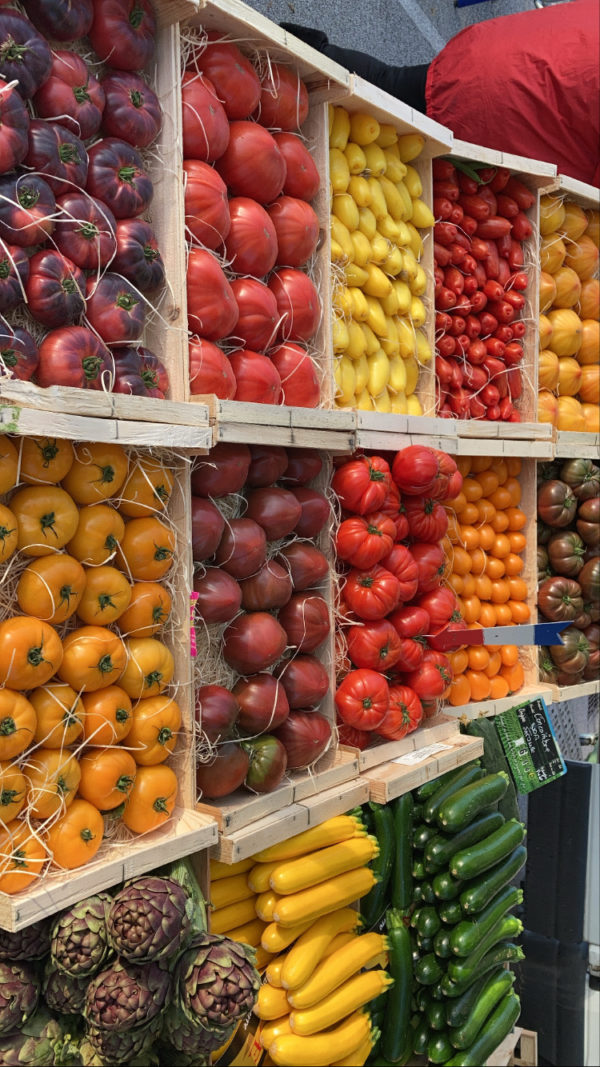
[508,600,531,623]
[469,549,487,576]
[448,649,469,675]
[77,566,133,626]
[461,574,477,597]
[16,554,86,625]
[452,545,473,576]
[507,532,526,554]
[508,577,528,601]
[67,504,126,567]
[58,626,127,692]
[495,603,513,626]
[506,507,526,531]
[477,523,496,551]
[501,661,525,693]
[46,798,104,870]
[29,682,85,749]
[119,459,174,518]
[468,646,490,671]
[475,574,493,601]
[459,525,480,551]
[465,669,491,702]
[448,674,471,707]
[0,438,19,495]
[0,690,36,761]
[456,457,472,478]
[462,477,484,502]
[61,442,129,505]
[0,821,48,894]
[117,582,172,638]
[25,747,82,819]
[490,510,509,533]
[0,503,18,564]
[18,437,74,485]
[475,470,500,497]
[462,595,482,624]
[470,456,491,474]
[504,553,524,576]
[82,686,133,746]
[0,762,27,824]
[491,534,511,559]
[505,458,521,476]
[475,500,497,524]
[500,645,519,667]
[485,651,502,678]
[478,602,497,628]
[485,556,505,580]
[449,491,467,515]
[122,764,178,835]
[448,572,464,596]
[0,616,63,691]
[126,695,182,765]
[459,502,480,526]
[10,485,80,558]
[490,458,508,484]
[490,676,510,700]
[490,580,510,604]
[116,516,176,581]
[78,747,137,810]
[118,637,174,700]
[489,486,513,511]
[503,477,522,506]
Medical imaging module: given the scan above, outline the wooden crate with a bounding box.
[487,1027,538,1067]
[342,713,460,772]
[547,678,600,704]
[442,684,555,723]
[364,733,483,804]
[197,396,356,452]
[0,436,218,931]
[554,429,600,459]
[354,411,555,457]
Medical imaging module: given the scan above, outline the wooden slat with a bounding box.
[365,735,483,805]
[452,139,557,185]
[0,809,217,932]
[555,431,600,459]
[339,75,453,159]
[0,402,212,449]
[300,778,369,825]
[442,685,556,723]
[345,714,460,771]
[547,679,600,704]
[0,381,212,428]
[512,1029,538,1067]
[292,748,359,802]
[213,803,310,863]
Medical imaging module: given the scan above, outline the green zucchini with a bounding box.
[423,811,505,874]
[441,942,525,997]
[361,801,395,928]
[411,1016,430,1055]
[447,914,523,984]
[414,763,479,803]
[414,952,445,986]
[445,966,508,1028]
[414,987,431,1012]
[449,885,523,957]
[460,844,527,914]
[418,879,436,904]
[391,792,414,912]
[443,991,521,1066]
[425,1000,447,1032]
[436,772,510,832]
[448,969,516,1049]
[381,909,413,1064]
[412,858,426,880]
[438,899,464,925]
[430,980,445,1001]
[433,928,453,959]
[466,718,520,822]
[416,934,433,954]
[450,819,526,881]
[427,1031,454,1063]
[413,883,426,904]
[415,906,441,939]
[413,823,439,850]
[433,869,464,901]
[423,764,484,824]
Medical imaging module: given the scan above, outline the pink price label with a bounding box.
[190,591,199,657]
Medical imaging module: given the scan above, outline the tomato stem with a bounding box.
[27,643,49,667]
[98,594,117,610]
[153,796,169,814]
[97,654,115,674]
[18,186,40,210]
[116,775,135,793]
[0,347,16,368]
[157,727,173,746]
[116,292,140,312]
[118,165,138,185]
[0,258,11,280]
[82,356,103,381]
[12,848,27,870]
[0,789,20,807]
[58,144,82,165]
[144,670,163,689]
[130,90,144,109]
[0,37,27,63]
[79,222,100,240]
[0,717,16,737]
[80,828,95,842]
[116,707,130,724]
[73,84,91,104]
[130,2,145,28]
[153,545,172,562]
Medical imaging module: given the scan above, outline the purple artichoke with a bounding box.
[42,960,88,1016]
[107,875,191,963]
[85,1010,163,1064]
[84,958,171,1032]
[0,1006,70,1066]
[50,893,113,978]
[0,960,40,1035]
[175,933,260,1033]
[162,1001,232,1059]
[0,920,50,961]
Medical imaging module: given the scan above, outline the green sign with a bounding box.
[495,697,566,794]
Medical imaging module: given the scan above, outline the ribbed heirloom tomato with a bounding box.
[183,160,230,249]
[89,0,157,71]
[335,513,396,570]
[343,565,401,621]
[404,650,453,700]
[332,456,391,515]
[33,50,104,140]
[100,71,162,149]
[181,71,230,162]
[335,668,390,731]
[190,34,261,119]
[346,619,403,673]
[376,685,423,741]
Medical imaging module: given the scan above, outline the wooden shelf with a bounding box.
[343,714,460,772]
[442,685,556,722]
[364,734,484,804]
[548,679,600,704]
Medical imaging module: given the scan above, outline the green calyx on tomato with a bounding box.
[18,186,40,210]
[73,85,92,104]
[82,356,104,381]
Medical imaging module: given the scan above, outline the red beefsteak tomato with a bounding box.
[187,248,239,341]
[343,565,401,621]
[224,198,278,278]
[335,512,396,570]
[379,544,419,602]
[404,496,449,543]
[335,668,390,731]
[216,121,286,204]
[274,132,320,201]
[269,268,320,343]
[392,444,456,499]
[230,349,282,405]
[181,71,230,163]
[332,456,391,515]
[35,326,114,390]
[404,650,453,700]
[411,542,446,594]
[231,278,279,351]
[191,34,261,120]
[89,0,156,71]
[269,343,320,408]
[189,338,236,399]
[33,51,105,140]
[416,587,459,631]
[183,160,230,250]
[255,63,309,131]
[376,685,423,741]
[268,197,320,268]
[346,619,403,672]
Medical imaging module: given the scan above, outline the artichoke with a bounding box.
[43,960,88,1016]
[175,933,260,1034]
[0,920,51,961]
[85,1010,163,1064]
[0,1006,72,1066]
[162,1001,232,1060]
[0,959,40,1035]
[107,876,191,964]
[84,958,171,1032]
[51,894,113,978]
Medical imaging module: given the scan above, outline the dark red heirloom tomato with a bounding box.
[24,121,88,197]
[188,337,236,400]
[343,565,401,621]
[0,174,56,247]
[196,741,249,799]
[36,326,114,390]
[86,138,152,220]
[112,219,165,293]
[191,441,251,498]
[335,668,389,731]
[255,63,309,131]
[290,487,330,539]
[224,197,278,278]
[274,711,332,768]
[194,566,242,624]
[281,449,322,486]
[276,654,328,711]
[112,345,168,399]
[0,326,38,381]
[191,33,261,120]
[244,487,302,541]
[214,518,267,580]
[89,0,156,72]
[54,193,117,273]
[230,277,279,352]
[216,121,287,204]
[183,160,230,250]
[0,84,29,175]
[181,71,230,163]
[269,343,320,408]
[267,197,319,268]
[346,619,403,673]
[246,445,289,488]
[0,243,29,314]
[25,250,86,329]
[239,560,293,612]
[186,247,239,341]
[195,684,239,744]
[336,513,396,570]
[230,349,282,406]
[276,542,329,592]
[278,591,331,653]
[233,673,289,733]
[100,71,161,149]
[136,347,168,397]
[269,268,321,343]
[332,456,391,515]
[21,0,93,42]
[191,496,225,561]
[0,10,51,99]
[376,685,423,741]
[33,51,105,141]
[274,132,320,202]
[222,611,288,675]
[85,273,145,345]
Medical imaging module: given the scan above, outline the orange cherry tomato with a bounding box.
[468,646,490,671]
[485,651,502,678]
[448,674,471,707]
[452,545,473,576]
[485,556,506,580]
[489,486,512,511]
[490,458,508,484]
[461,574,477,597]
[489,675,510,699]
[475,574,493,601]
[490,510,510,533]
[500,644,519,667]
[475,470,500,497]
[492,534,511,559]
[508,600,531,623]
[490,579,510,604]
[508,577,528,601]
[470,548,487,576]
[475,500,497,524]
[504,553,524,576]
[465,669,491,702]
[470,456,491,474]
[462,477,484,503]
[446,513,462,544]
[501,661,525,693]
[495,603,513,626]
[449,490,467,514]
[504,477,521,506]
[459,525,480,551]
[460,503,480,525]
[507,532,526,554]
[478,602,498,628]
[448,572,464,596]
[505,458,522,476]
[506,507,526,531]
[477,523,496,551]
[462,595,482,624]
[448,649,469,675]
